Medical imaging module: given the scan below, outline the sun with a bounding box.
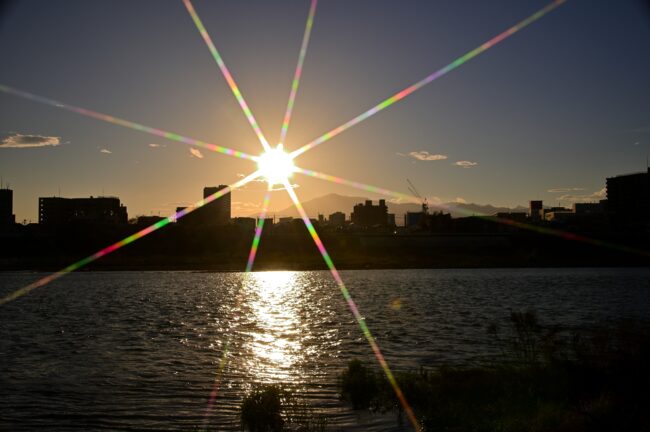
[256,144,296,186]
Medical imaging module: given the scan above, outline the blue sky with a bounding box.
[1,0,649,222]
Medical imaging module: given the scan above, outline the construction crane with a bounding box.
[406,178,428,215]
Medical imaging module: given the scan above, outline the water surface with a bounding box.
[1,268,649,430]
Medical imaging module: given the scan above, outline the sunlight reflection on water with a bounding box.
[1,268,649,431]
[243,271,304,383]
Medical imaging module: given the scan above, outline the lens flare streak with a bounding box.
[283,181,421,431]
[291,0,565,158]
[296,167,650,259]
[0,171,261,306]
[183,0,271,152]
[295,166,420,203]
[279,0,318,145]
[205,187,273,423]
[0,84,255,161]
[246,188,273,272]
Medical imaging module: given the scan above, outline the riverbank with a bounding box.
[2,233,648,271]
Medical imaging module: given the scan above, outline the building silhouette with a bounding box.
[573,202,604,215]
[135,215,165,227]
[405,211,424,228]
[529,200,543,221]
[176,185,231,227]
[352,199,388,228]
[233,217,256,232]
[39,196,127,225]
[0,188,15,225]
[202,185,231,225]
[606,168,649,227]
[328,212,345,227]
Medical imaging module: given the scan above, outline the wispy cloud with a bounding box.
[149,143,160,148]
[453,160,478,168]
[270,183,300,191]
[232,201,263,213]
[389,195,441,205]
[189,148,204,159]
[100,148,112,154]
[453,197,467,204]
[558,188,606,203]
[402,151,448,161]
[0,133,60,148]
[547,187,585,193]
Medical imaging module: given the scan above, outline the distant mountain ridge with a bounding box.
[266,193,526,220]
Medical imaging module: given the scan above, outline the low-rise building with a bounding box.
[39,196,127,225]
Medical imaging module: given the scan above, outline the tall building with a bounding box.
[351,199,388,227]
[39,196,127,225]
[529,200,543,221]
[0,188,15,225]
[606,168,650,227]
[202,185,231,225]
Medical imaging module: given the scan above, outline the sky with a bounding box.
[0,0,649,223]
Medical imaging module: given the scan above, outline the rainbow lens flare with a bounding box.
[0,2,574,430]
[295,166,420,203]
[0,84,255,161]
[0,171,261,306]
[283,181,422,431]
[246,188,273,272]
[205,188,273,422]
[183,0,271,152]
[279,0,318,145]
[291,0,566,158]
[294,166,650,259]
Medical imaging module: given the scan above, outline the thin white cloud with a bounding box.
[453,197,467,204]
[0,133,60,148]
[270,183,300,191]
[558,188,606,203]
[148,143,161,148]
[100,148,112,154]
[405,151,448,161]
[189,148,204,159]
[232,201,263,213]
[547,187,585,193]
[453,160,478,168]
[389,195,441,205]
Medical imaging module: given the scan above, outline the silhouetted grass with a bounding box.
[340,312,650,431]
[240,384,328,432]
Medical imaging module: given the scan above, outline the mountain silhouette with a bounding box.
[267,193,526,221]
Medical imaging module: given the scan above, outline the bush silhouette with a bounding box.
[241,385,285,432]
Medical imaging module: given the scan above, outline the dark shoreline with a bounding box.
[2,228,648,272]
[1,262,648,273]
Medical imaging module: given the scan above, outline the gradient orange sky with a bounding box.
[1,0,649,223]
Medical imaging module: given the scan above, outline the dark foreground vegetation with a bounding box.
[1,220,648,270]
[341,312,650,432]
[240,384,327,432]
[236,313,650,431]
